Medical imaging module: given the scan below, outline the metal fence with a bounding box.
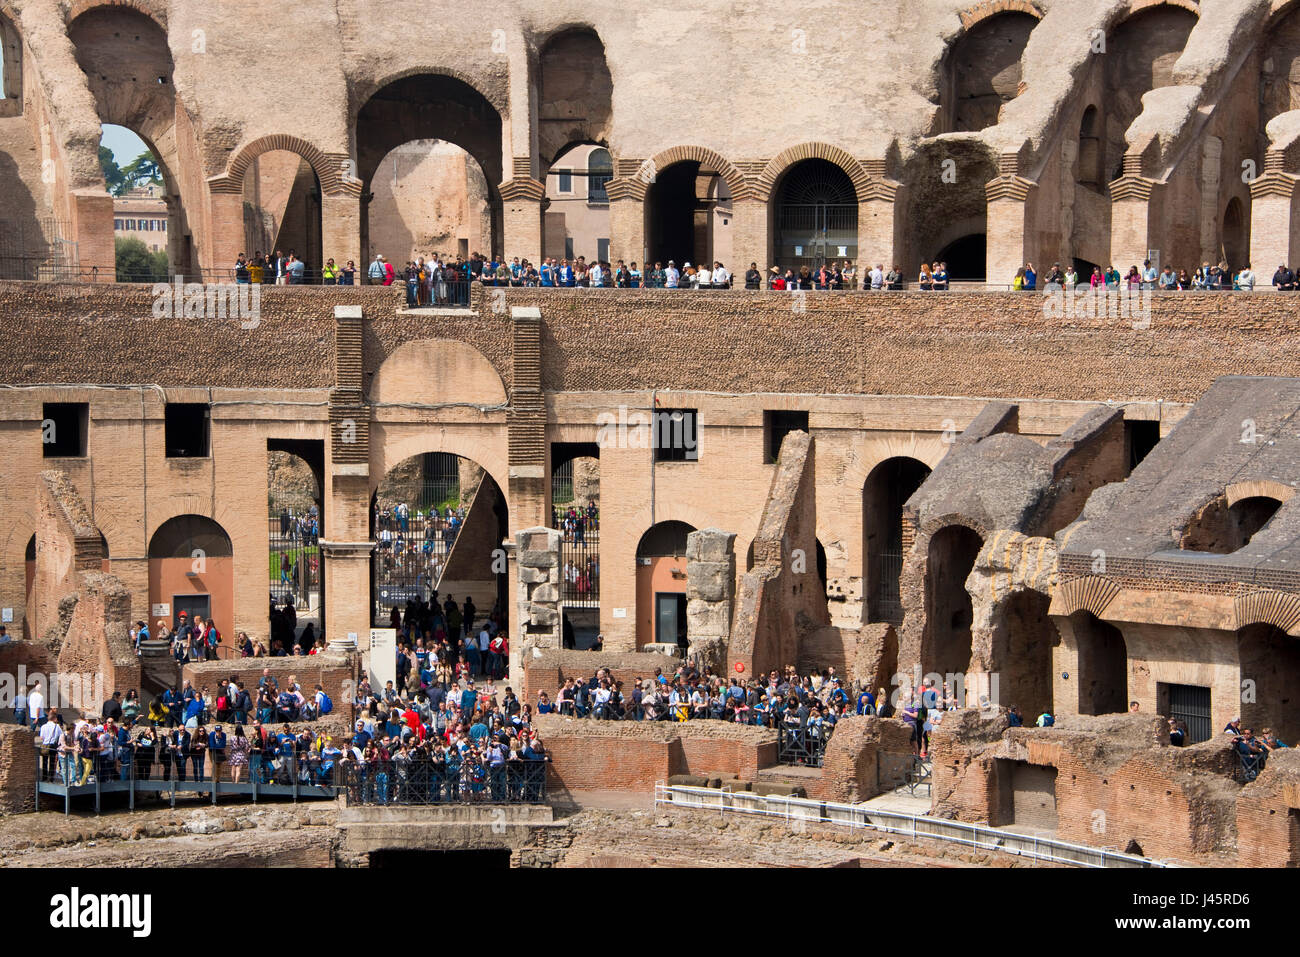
[873,550,905,625]
[777,725,831,768]
[553,506,599,606]
[653,784,1172,868]
[268,513,321,610]
[372,511,460,624]
[33,736,339,814]
[339,757,547,806]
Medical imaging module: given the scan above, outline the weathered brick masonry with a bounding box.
[5,283,1300,403]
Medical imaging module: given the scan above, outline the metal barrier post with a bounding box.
[33,745,39,814]
[94,766,101,815]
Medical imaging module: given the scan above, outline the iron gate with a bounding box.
[269,511,322,612]
[0,218,79,280]
[1166,684,1212,744]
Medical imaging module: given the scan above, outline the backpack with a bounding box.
[318,692,333,715]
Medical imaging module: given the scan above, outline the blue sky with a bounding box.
[101,124,152,164]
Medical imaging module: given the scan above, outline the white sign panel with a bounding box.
[1,608,12,623]
[151,603,170,618]
[368,628,397,693]
[612,608,627,619]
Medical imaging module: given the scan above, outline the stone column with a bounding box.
[686,528,736,673]
[205,187,245,278]
[858,167,905,278]
[1250,151,1300,275]
[1109,151,1163,273]
[515,527,562,680]
[499,177,546,266]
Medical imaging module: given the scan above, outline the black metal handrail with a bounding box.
[777,725,832,768]
[339,757,547,805]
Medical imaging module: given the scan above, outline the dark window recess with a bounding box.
[1125,419,1160,473]
[1163,683,1212,745]
[165,403,210,458]
[42,403,88,457]
[764,410,809,464]
[654,409,698,462]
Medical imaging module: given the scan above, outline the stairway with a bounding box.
[138,639,179,705]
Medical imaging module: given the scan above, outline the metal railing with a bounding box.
[553,506,600,606]
[33,736,340,814]
[1236,745,1267,782]
[777,725,831,768]
[268,513,321,610]
[338,757,547,806]
[653,783,1172,868]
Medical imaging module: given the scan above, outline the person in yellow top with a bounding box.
[322,258,339,285]
[249,256,265,284]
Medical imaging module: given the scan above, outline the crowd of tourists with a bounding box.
[1225,717,1288,781]
[1012,259,1273,292]
[387,594,509,685]
[534,663,975,759]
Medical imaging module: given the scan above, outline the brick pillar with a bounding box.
[985,157,1037,289]
[206,188,244,278]
[322,188,362,276]
[730,198,768,274]
[322,305,374,653]
[607,162,649,267]
[686,528,736,672]
[500,178,546,266]
[1109,154,1162,274]
[71,188,115,281]
[507,306,547,530]
[1250,151,1299,275]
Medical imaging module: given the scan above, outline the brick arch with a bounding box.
[754,143,873,203]
[1234,589,1300,636]
[214,134,347,196]
[1050,574,1121,619]
[66,0,167,28]
[957,0,1043,29]
[1123,0,1199,19]
[352,64,509,119]
[369,437,511,522]
[645,145,748,201]
[919,513,989,541]
[1225,479,1295,508]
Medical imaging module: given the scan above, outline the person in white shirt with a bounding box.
[711,262,731,288]
[696,264,712,288]
[14,686,27,726]
[870,264,884,290]
[28,684,44,727]
[588,261,604,287]
[665,261,680,288]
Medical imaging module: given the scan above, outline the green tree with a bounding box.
[121,152,162,190]
[115,237,168,283]
[99,145,128,196]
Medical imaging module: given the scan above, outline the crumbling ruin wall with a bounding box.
[437,475,503,608]
[534,716,778,795]
[520,649,679,705]
[798,622,898,692]
[55,572,140,717]
[728,431,829,677]
[515,528,562,667]
[1236,749,1300,867]
[931,712,1244,863]
[805,715,915,803]
[28,470,106,654]
[0,724,38,814]
[685,528,735,673]
[183,655,355,716]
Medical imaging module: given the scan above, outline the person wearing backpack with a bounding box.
[315,684,333,717]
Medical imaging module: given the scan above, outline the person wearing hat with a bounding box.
[665,260,680,289]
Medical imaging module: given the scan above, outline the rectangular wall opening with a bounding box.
[165,403,210,458]
[41,402,88,458]
[764,410,809,464]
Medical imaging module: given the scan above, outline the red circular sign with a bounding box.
[734,662,745,673]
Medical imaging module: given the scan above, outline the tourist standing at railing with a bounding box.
[235,253,250,284]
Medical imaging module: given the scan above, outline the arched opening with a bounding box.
[1077,105,1104,192]
[148,515,233,636]
[1102,7,1198,182]
[355,74,503,270]
[267,441,324,635]
[645,160,731,271]
[935,233,987,281]
[552,442,600,649]
[370,452,508,633]
[636,520,695,649]
[1222,196,1246,273]
[772,158,858,274]
[863,457,931,624]
[940,11,1037,133]
[544,144,611,264]
[365,140,490,269]
[241,150,323,279]
[814,539,828,591]
[537,28,613,172]
[102,124,169,281]
[1069,610,1128,715]
[922,525,983,678]
[0,9,22,115]
[992,590,1057,718]
[69,6,196,276]
[1180,493,1283,554]
[1237,623,1300,746]
[903,143,997,282]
